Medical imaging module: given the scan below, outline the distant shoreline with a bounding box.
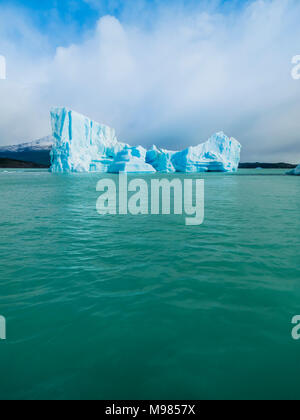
[0,157,297,170]
[238,162,297,169]
[0,158,48,169]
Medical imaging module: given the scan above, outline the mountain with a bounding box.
[0,136,53,166]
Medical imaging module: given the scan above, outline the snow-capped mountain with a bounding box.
[0,136,53,152]
[0,136,53,165]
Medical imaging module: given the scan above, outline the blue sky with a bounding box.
[0,0,248,45]
[1,0,247,25]
[0,0,300,162]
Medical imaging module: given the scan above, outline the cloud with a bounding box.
[0,0,300,162]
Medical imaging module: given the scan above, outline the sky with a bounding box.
[0,0,300,162]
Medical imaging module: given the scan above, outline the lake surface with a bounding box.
[0,169,300,400]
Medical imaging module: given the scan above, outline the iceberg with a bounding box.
[287,165,300,176]
[171,132,241,173]
[146,132,241,173]
[50,108,241,174]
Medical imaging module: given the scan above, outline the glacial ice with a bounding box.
[50,107,127,173]
[146,146,176,173]
[108,146,156,173]
[50,108,241,174]
[172,133,241,173]
[146,132,241,173]
[287,165,300,176]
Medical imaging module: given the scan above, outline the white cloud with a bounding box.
[0,0,300,162]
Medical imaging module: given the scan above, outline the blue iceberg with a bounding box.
[146,132,241,173]
[287,165,300,176]
[172,133,241,173]
[50,107,241,173]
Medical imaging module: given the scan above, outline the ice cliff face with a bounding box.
[287,165,300,176]
[50,107,127,173]
[50,108,241,173]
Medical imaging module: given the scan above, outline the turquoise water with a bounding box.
[1,168,300,400]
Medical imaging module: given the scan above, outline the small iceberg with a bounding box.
[287,165,300,176]
[171,133,241,173]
